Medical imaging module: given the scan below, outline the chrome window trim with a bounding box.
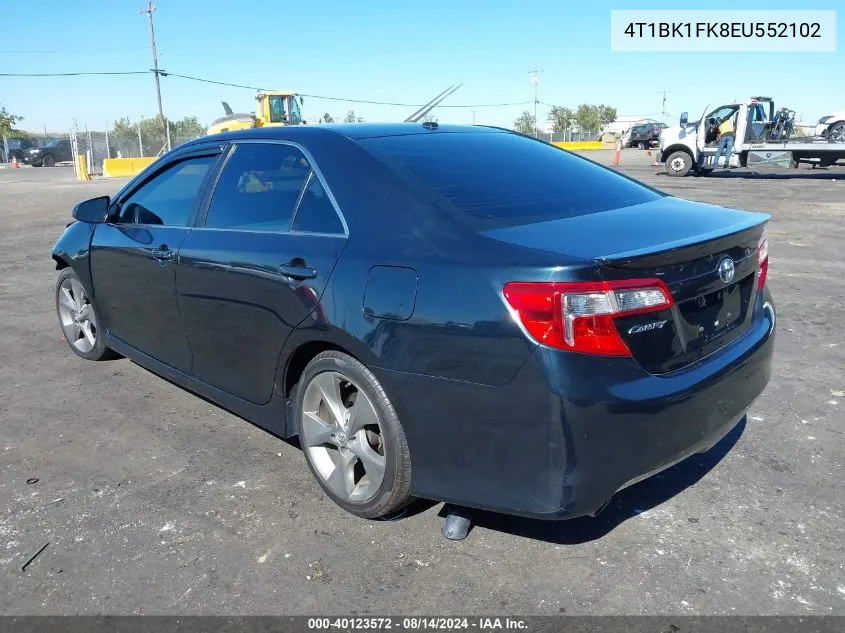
[196,138,349,238]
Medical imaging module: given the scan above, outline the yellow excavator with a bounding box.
[207,91,304,135]
[206,85,462,135]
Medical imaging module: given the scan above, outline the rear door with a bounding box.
[90,148,222,371]
[177,141,347,404]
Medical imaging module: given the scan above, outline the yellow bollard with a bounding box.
[75,154,91,181]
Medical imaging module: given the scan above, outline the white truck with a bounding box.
[658,97,845,177]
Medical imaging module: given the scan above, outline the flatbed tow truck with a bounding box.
[658,97,845,176]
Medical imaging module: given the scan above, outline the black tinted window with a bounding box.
[358,132,662,229]
[205,144,311,232]
[291,173,344,234]
[118,156,215,226]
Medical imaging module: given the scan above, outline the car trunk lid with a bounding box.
[482,197,769,373]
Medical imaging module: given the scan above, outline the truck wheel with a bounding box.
[665,151,693,177]
[42,154,56,167]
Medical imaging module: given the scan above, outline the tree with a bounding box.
[0,105,24,139]
[343,110,364,123]
[574,104,601,133]
[322,113,335,123]
[573,104,618,133]
[513,110,536,135]
[548,106,574,133]
[596,105,617,129]
[170,116,204,140]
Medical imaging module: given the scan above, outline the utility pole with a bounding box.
[529,69,541,138]
[661,89,669,122]
[140,2,170,152]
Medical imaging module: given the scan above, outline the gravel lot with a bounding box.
[0,154,843,615]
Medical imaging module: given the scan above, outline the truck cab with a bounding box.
[659,98,775,176]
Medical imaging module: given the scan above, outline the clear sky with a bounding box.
[2,0,842,133]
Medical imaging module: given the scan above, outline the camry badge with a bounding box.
[628,320,668,335]
[718,257,735,284]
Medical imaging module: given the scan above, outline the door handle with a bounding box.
[279,259,317,280]
[152,245,175,261]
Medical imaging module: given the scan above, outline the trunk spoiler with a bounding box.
[597,215,769,267]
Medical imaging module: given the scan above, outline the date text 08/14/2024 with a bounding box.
[307,617,528,630]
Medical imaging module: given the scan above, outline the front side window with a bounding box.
[268,95,287,124]
[204,144,312,232]
[116,156,216,226]
[707,106,739,123]
[289,97,302,125]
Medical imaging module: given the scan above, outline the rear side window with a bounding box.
[290,173,344,234]
[357,132,662,229]
[205,143,312,232]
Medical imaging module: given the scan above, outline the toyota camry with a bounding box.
[52,123,775,533]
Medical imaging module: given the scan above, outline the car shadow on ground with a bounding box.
[656,169,843,180]
[460,417,746,544]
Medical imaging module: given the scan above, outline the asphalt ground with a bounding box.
[0,153,842,615]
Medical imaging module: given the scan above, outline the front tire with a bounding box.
[42,154,56,167]
[56,268,116,361]
[296,351,412,519]
[665,150,693,177]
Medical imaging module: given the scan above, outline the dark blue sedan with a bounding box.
[52,123,775,535]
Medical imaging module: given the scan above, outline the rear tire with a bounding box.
[295,351,412,519]
[665,150,693,177]
[828,122,845,143]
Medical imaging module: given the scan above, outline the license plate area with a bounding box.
[678,273,754,349]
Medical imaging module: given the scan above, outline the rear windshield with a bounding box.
[357,132,662,229]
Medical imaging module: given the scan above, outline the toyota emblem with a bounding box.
[718,257,735,284]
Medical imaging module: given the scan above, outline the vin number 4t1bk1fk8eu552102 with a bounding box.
[52,123,775,539]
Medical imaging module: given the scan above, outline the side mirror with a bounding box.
[72,195,110,224]
[680,112,689,126]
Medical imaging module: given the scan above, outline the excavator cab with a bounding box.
[257,92,303,127]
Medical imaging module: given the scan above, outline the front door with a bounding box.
[177,141,347,404]
[90,152,221,372]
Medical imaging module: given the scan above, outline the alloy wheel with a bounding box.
[300,371,386,503]
[57,277,98,353]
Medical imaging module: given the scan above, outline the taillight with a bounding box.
[757,229,769,290]
[503,279,673,356]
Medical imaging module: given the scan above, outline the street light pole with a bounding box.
[140,2,170,152]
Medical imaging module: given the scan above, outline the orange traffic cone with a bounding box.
[611,140,622,166]
[11,156,20,169]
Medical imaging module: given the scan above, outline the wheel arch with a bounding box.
[52,254,70,270]
[660,144,694,163]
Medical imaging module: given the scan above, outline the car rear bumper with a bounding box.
[374,291,775,520]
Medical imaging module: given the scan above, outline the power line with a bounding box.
[0,67,531,109]
[0,71,149,77]
[0,46,149,54]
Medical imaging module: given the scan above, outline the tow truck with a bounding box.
[658,97,845,176]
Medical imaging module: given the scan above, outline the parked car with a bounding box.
[1,137,37,163]
[23,138,73,167]
[628,122,667,148]
[52,124,775,529]
[815,110,845,142]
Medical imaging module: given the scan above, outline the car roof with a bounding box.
[192,122,507,148]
